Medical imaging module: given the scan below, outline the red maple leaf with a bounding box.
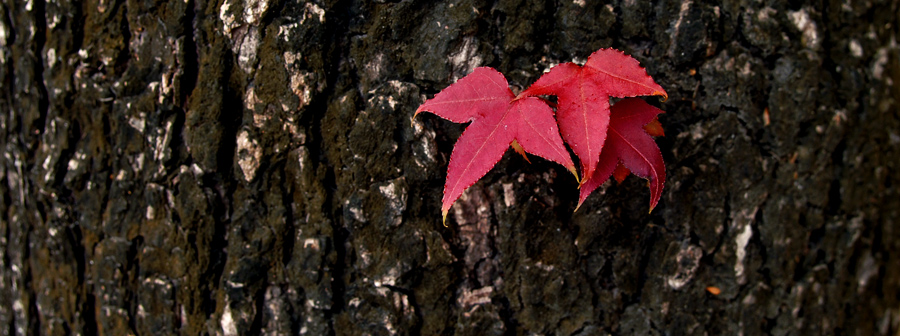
[415,49,669,221]
[611,116,665,184]
[414,67,577,223]
[519,48,667,180]
[577,98,666,211]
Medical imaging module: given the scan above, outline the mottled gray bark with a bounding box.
[1,0,899,335]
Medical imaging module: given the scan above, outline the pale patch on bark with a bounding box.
[789,9,819,49]
[449,37,481,81]
[236,130,262,182]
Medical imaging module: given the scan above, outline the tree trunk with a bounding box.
[1,0,898,335]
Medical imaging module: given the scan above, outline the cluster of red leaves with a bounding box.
[414,48,667,223]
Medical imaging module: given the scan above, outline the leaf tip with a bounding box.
[568,165,580,184]
[442,209,449,226]
[643,117,665,137]
[655,91,668,102]
[612,164,630,183]
[413,105,426,119]
[510,140,531,163]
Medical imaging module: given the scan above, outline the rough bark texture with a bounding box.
[1,0,899,335]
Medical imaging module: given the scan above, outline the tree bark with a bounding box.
[1,0,899,335]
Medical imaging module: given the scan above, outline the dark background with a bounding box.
[1,0,898,334]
